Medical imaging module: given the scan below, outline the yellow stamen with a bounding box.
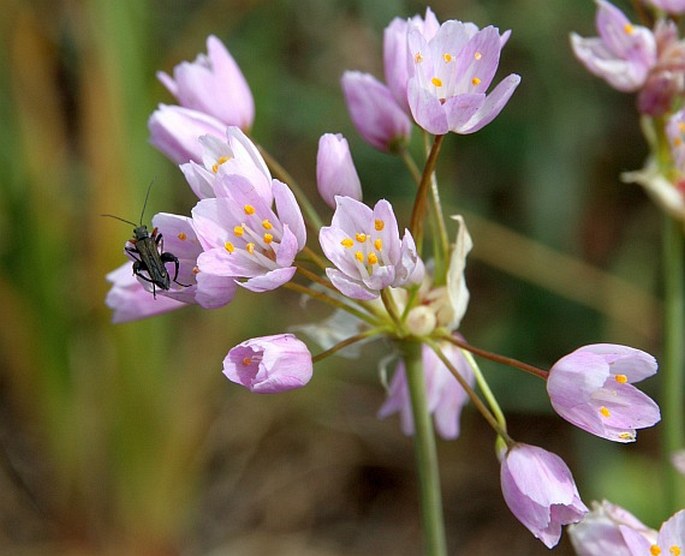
[670,546,682,556]
[262,219,273,230]
[676,137,684,147]
[431,77,443,88]
[224,241,235,253]
[651,546,661,556]
[263,233,273,244]
[242,356,252,366]
[233,225,244,237]
[354,251,364,263]
[472,77,481,86]
[246,242,255,254]
[192,266,200,275]
[619,432,635,440]
[474,51,482,60]
[211,155,232,173]
[599,406,611,418]
[374,238,383,251]
[614,374,628,384]
[624,23,634,35]
[375,219,385,231]
[414,51,423,64]
[367,252,378,265]
[341,238,354,248]
[355,232,367,243]
[442,53,453,63]
[177,232,187,241]
[244,204,255,215]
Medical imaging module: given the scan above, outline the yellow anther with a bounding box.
[374,238,383,251]
[355,251,364,262]
[599,406,611,418]
[367,252,379,265]
[355,232,367,243]
[211,155,232,173]
[651,546,662,556]
[224,241,235,253]
[375,219,385,231]
[676,137,684,147]
[474,51,482,60]
[670,546,682,556]
[619,432,635,440]
[246,242,255,254]
[242,356,252,366]
[233,225,245,237]
[431,77,443,88]
[443,53,453,63]
[624,23,634,35]
[414,51,423,64]
[263,233,273,244]
[341,238,355,248]
[472,77,481,86]
[192,265,200,274]
[177,232,187,241]
[262,219,273,230]
[244,204,255,215]
[614,374,628,384]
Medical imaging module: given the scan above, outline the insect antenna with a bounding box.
[138,179,155,226]
[100,213,138,227]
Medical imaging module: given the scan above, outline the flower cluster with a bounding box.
[105,8,664,551]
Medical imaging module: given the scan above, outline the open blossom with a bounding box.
[568,500,657,556]
[407,19,520,135]
[223,333,313,393]
[571,0,657,92]
[618,509,685,556]
[157,35,254,130]
[192,178,306,293]
[180,127,273,202]
[316,133,362,207]
[148,104,226,165]
[319,196,424,300]
[378,341,474,440]
[547,344,660,443]
[500,443,588,548]
[341,72,412,152]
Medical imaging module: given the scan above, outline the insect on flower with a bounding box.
[102,183,190,298]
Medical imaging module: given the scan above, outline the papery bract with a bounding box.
[148,104,226,165]
[500,443,588,548]
[319,196,424,300]
[192,178,306,293]
[341,72,412,152]
[316,133,362,207]
[378,341,474,440]
[546,343,660,442]
[570,0,657,92]
[407,20,520,134]
[223,333,313,393]
[157,35,255,130]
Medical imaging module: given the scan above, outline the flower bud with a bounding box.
[316,133,362,208]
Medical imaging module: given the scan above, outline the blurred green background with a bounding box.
[0,0,671,554]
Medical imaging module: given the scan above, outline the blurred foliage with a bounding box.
[0,0,673,554]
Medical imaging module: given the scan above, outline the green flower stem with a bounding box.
[662,213,685,511]
[283,281,380,325]
[311,328,386,363]
[410,135,445,249]
[400,340,447,556]
[459,349,508,432]
[424,133,450,284]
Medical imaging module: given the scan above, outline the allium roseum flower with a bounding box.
[407,20,520,135]
[500,443,588,548]
[667,108,685,173]
[570,0,657,92]
[157,35,254,131]
[341,72,412,152]
[148,104,226,165]
[546,343,660,443]
[223,333,313,393]
[192,178,306,293]
[378,341,474,440]
[644,0,685,13]
[180,127,273,203]
[618,509,685,556]
[316,133,362,207]
[568,500,657,556]
[319,196,424,300]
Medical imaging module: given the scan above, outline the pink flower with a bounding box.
[644,0,685,14]
[568,500,657,555]
[157,35,254,130]
[378,342,474,440]
[546,344,660,443]
[319,196,424,300]
[570,0,657,92]
[500,443,588,548]
[192,178,306,293]
[316,133,362,207]
[341,72,412,152]
[147,104,226,165]
[223,333,313,393]
[618,509,685,556]
[407,20,520,134]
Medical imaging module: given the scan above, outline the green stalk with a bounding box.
[400,340,447,556]
[662,213,685,512]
